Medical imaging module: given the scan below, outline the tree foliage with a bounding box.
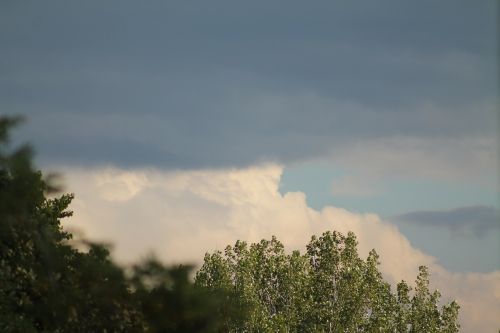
[0,117,244,332]
[196,232,460,332]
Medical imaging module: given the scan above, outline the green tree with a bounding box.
[196,231,460,333]
[0,117,144,332]
[129,259,247,333]
[0,117,244,332]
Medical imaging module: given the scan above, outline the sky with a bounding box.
[1,1,499,331]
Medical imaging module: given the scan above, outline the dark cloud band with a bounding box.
[392,205,499,237]
[1,0,497,168]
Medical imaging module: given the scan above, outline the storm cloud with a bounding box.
[2,0,497,168]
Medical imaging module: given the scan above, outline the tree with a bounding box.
[0,117,144,331]
[0,116,244,332]
[196,231,460,333]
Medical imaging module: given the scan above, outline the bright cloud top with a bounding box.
[60,165,499,332]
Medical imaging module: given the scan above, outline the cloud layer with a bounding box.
[2,1,498,170]
[393,205,500,237]
[59,165,499,332]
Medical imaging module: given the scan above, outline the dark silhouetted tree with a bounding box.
[0,117,245,332]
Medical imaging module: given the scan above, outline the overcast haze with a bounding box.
[1,1,499,331]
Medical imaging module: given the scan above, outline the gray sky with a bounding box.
[2,0,497,168]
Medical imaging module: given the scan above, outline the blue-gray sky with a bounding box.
[1,1,498,273]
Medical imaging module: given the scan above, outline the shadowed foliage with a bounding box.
[0,117,245,332]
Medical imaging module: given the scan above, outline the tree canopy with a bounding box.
[0,116,460,332]
[0,117,243,332]
[196,233,460,332]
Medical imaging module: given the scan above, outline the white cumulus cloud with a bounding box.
[58,165,499,332]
